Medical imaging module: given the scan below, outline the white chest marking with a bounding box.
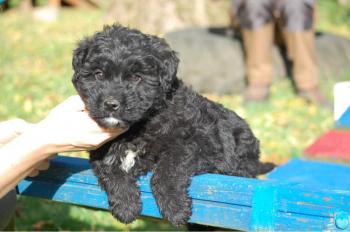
[120,150,137,173]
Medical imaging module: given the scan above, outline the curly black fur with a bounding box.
[72,24,275,227]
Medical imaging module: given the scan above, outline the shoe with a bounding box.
[243,85,270,102]
[298,88,332,109]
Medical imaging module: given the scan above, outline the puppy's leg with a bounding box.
[151,153,194,227]
[257,161,276,174]
[218,120,274,177]
[90,146,142,224]
[228,159,274,178]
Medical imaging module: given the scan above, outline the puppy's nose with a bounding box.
[104,99,120,111]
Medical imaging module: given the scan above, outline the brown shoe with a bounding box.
[298,88,332,109]
[243,85,270,102]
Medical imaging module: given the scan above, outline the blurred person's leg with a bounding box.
[242,24,274,101]
[280,0,329,106]
[233,0,275,101]
[19,0,33,12]
[49,0,61,7]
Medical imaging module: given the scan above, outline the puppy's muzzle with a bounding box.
[104,98,120,111]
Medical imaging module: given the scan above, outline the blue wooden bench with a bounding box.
[17,156,350,231]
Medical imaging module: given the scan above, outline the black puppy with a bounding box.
[72,24,274,226]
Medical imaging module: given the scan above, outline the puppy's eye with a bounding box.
[94,70,104,80]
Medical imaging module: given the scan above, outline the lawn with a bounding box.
[0,0,349,230]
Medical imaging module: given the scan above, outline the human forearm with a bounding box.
[0,131,52,198]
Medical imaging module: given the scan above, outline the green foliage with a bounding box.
[6,0,48,8]
[317,0,350,37]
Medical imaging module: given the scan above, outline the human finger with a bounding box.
[35,160,50,171]
[28,169,40,177]
[48,95,86,117]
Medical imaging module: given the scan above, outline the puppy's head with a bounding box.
[72,25,179,128]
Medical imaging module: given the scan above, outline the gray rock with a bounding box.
[165,27,350,95]
[315,32,350,78]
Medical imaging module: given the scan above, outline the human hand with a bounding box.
[0,96,123,194]
[33,95,128,154]
[27,157,53,177]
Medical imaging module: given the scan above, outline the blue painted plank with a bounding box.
[250,184,278,231]
[273,211,337,231]
[267,158,350,190]
[17,156,350,231]
[17,179,252,230]
[276,186,350,218]
[35,156,259,206]
[337,106,350,128]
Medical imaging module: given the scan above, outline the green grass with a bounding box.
[0,2,349,231]
[16,197,180,231]
[317,0,350,38]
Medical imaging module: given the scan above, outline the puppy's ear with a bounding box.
[72,39,90,72]
[160,50,179,93]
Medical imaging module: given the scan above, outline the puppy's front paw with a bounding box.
[160,195,192,227]
[108,190,141,224]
